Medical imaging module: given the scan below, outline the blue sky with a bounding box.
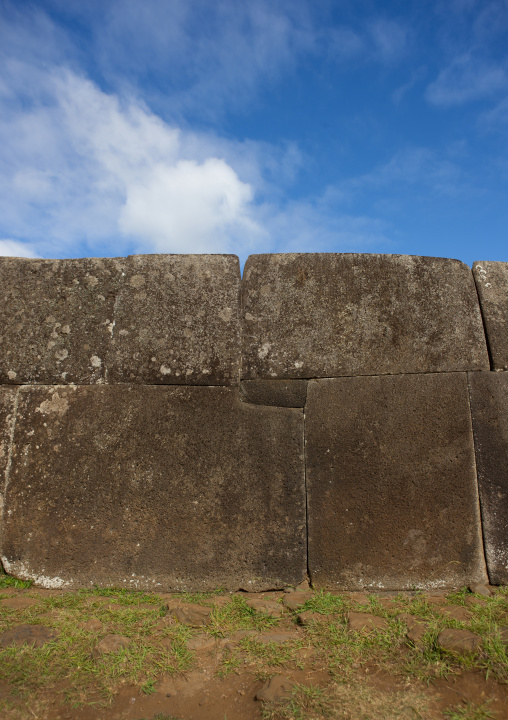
[0,0,507,267]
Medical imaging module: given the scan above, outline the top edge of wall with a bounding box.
[0,252,504,385]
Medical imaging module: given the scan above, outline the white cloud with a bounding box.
[426,54,507,106]
[0,68,263,257]
[0,239,39,257]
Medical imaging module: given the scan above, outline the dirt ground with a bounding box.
[1,579,507,720]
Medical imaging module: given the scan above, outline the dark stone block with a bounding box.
[468,371,508,584]
[0,257,124,384]
[242,254,489,379]
[306,373,487,590]
[240,379,308,407]
[107,254,241,385]
[1,385,305,591]
[473,262,508,371]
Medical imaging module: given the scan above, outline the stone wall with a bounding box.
[0,253,506,592]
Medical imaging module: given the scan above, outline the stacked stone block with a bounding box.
[0,252,507,590]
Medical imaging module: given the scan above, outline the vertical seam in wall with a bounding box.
[472,271,494,371]
[1,386,20,548]
[466,372,490,583]
[104,266,124,384]
[303,403,310,586]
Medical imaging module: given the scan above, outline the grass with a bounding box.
[0,583,507,719]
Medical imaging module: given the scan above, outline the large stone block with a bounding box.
[1,385,305,591]
[240,380,308,407]
[0,257,124,385]
[473,261,508,371]
[306,373,487,590]
[468,372,508,584]
[242,254,489,379]
[107,254,241,385]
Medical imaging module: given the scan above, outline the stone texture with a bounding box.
[0,624,58,648]
[468,371,508,584]
[242,254,489,379]
[437,628,482,654]
[306,373,487,590]
[1,385,306,591]
[282,591,315,611]
[107,254,241,385]
[0,257,124,384]
[172,605,212,627]
[348,612,388,632]
[93,634,131,656]
[473,261,508,370]
[0,387,18,514]
[240,380,308,407]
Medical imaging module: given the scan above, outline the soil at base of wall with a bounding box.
[1,583,507,720]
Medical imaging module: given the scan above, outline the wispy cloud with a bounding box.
[426,54,507,106]
[0,239,40,258]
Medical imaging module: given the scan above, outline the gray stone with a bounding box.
[1,385,305,591]
[306,373,487,590]
[473,261,508,370]
[107,254,241,385]
[0,257,124,384]
[242,254,489,379]
[468,371,508,584]
[0,387,18,503]
[240,380,308,407]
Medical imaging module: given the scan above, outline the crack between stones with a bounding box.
[466,372,491,584]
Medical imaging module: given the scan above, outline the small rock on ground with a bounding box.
[348,612,388,632]
[93,634,131,657]
[469,583,492,597]
[172,604,212,626]
[297,610,333,626]
[282,591,315,611]
[255,675,294,703]
[81,618,103,632]
[244,598,283,617]
[187,634,216,651]
[0,624,58,648]
[0,597,40,611]
[437,628,482,654]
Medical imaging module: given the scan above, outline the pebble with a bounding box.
[93,634,131,657]
[282,591,315,611]
[348,612,388,632]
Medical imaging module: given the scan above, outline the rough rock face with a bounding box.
[0,257,124,385]
[242,253,489,379]
[305,373,487,590]
[473,261,508,371]
[468,371,508,584]
[0,254,241,386]
[107,254,241,385]
[1,385,306,591]
[0,387,18,510]
[240,379,308,407]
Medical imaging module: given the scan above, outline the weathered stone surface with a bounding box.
[172,605,212,627]
[0,388,18,512]
[240,380,308,407]
[348,612,388,632]
[0,257,124,384]
[473,261,508,370]
[107,254,241,385]
[282,591,315,611]
[306,373,487,590]
[242,254,489,379]
[1,385,305,591]
[437,628,482,654]
[468,371,508,584]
